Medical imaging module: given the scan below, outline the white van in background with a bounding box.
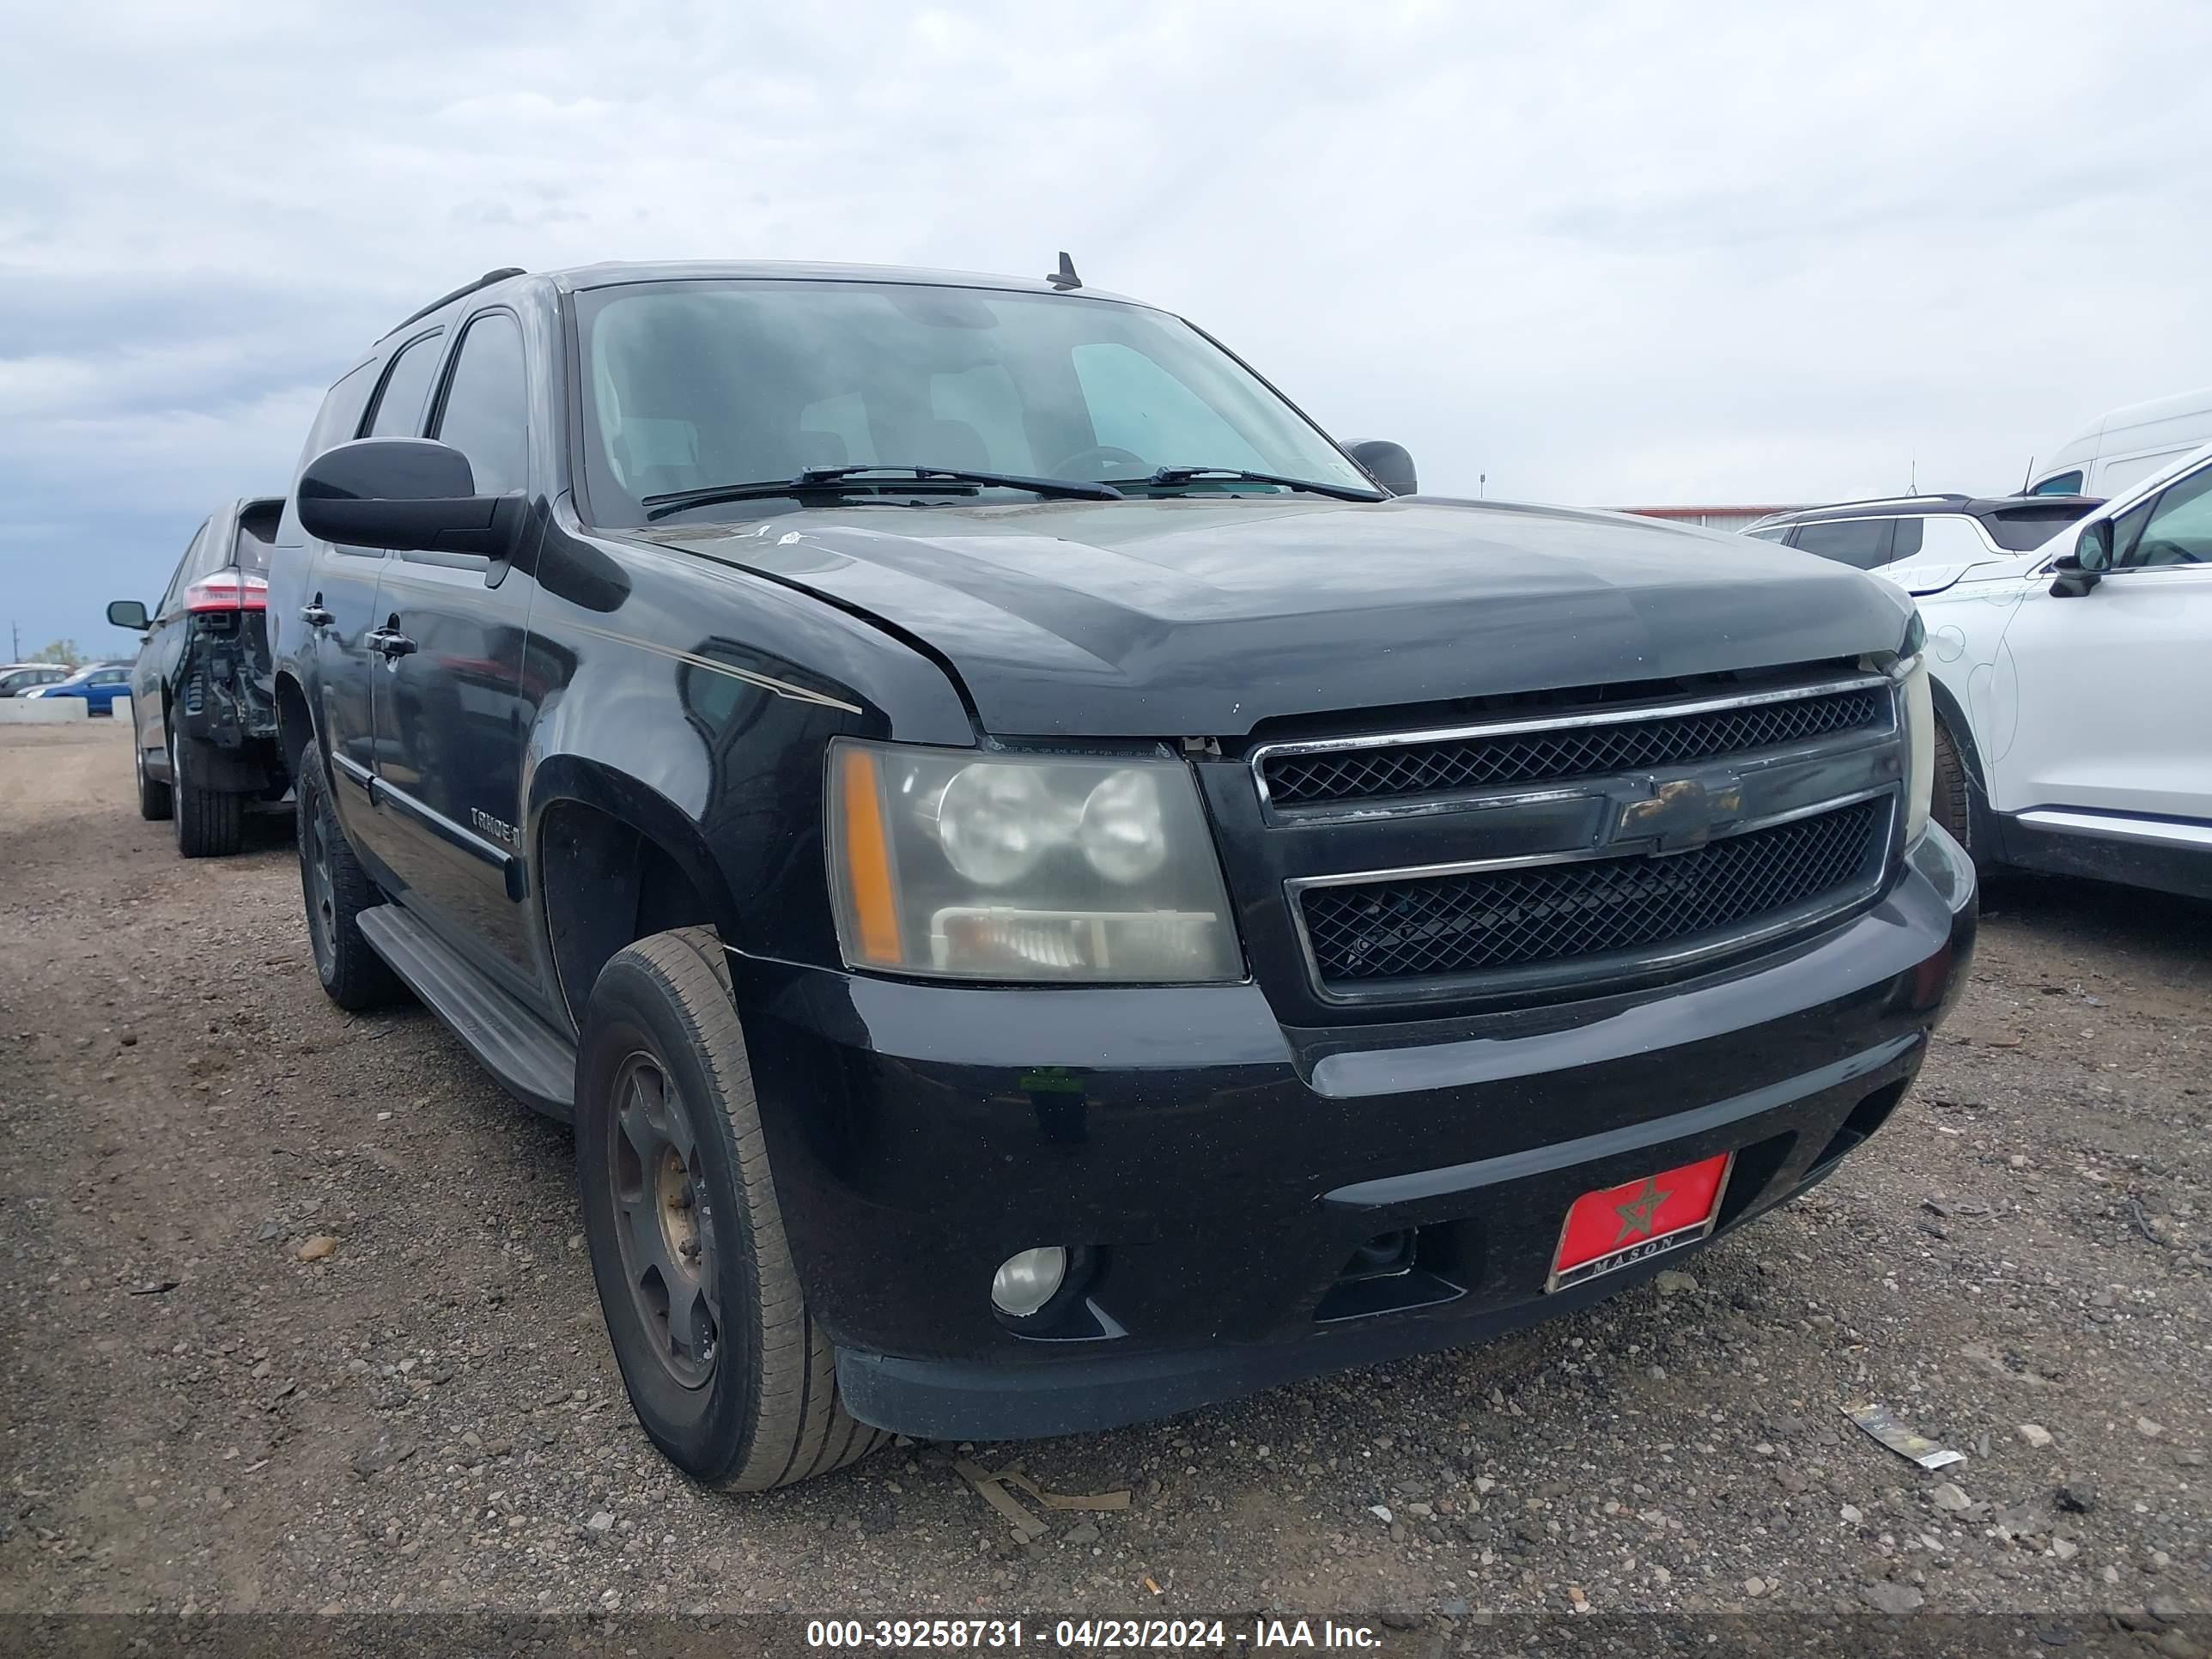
[2027,386,2212,497]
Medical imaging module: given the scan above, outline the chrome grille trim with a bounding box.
[1285,785,1899,1005]
[1251,672,1895,821]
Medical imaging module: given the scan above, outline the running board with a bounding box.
[356,904,577,1121]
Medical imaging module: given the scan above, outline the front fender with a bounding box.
[523,668,854,975]
[521,515,981,975]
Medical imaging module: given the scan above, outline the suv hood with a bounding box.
[640,496,1914,738]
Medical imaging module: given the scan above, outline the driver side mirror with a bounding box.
[106,599,149,631]
[296,438,526,559]
[1346,440,1417,496]
[2049,520,2112,599]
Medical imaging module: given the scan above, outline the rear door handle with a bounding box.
[300,603,335,629]
[368,629,417,660]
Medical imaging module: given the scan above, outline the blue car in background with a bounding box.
[23,662,134,714]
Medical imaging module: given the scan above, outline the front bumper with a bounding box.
[732,827,1977,1442]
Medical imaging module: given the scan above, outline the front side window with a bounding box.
[1743,526,1789,543]
[2122,465,2212,567]
[1790,517,1894,569]
[575,280,1371,525]
[434,312,530,496]
[2030,470,2084,496]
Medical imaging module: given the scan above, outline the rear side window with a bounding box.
[186,520,235,582]
[159,522,212,616]
[278,361,379,544]
[297,361,379,464]
[433,312,529,496]
[366,332,447,439]
[1790,517,1894,569]
[1893,516,1990,562]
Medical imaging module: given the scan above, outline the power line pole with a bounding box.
[9,620,18,660]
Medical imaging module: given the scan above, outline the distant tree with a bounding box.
[30,639,82,667]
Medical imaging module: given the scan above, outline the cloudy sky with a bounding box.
[4,0,2209,659]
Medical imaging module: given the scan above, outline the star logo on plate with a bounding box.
[1613,1176,1673,1244]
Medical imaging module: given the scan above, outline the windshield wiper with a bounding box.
[1099,465,1385,503]
[642,465,1122,520]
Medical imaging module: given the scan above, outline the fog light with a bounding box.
[990,1246,1068,1318]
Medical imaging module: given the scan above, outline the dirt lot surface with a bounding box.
[3,719,2209,1641]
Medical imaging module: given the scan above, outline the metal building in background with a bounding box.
[1620,504,1810,535]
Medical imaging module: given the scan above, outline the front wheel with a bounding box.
[1931,720,1978,866]
[576,927,883,1489]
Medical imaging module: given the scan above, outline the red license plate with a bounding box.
[1547,1152,1735,1291]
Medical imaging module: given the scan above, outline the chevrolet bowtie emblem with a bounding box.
[1613,769,1746,853]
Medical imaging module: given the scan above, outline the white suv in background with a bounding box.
[1744,493,2101,574]
[1881,445,2212,899]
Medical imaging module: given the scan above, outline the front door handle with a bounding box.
[368,628,417,660]
[300,603,335,629]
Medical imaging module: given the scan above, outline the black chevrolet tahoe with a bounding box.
[266,260,1976,1490]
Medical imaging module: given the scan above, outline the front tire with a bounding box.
[172,730,244,858]
[295,745,404,1010]
[1931,719,1978,866]
[576,927,883,1489]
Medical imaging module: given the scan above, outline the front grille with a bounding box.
[1298,799,1882,991]
[1263,684,1888,810]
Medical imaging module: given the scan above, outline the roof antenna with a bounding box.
[1046,252,1081,292]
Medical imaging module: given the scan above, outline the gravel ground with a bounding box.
[3,719,2209,1643]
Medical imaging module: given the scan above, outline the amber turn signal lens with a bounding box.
[836,745,903,964]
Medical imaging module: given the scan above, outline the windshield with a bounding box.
[574,280,1373,526]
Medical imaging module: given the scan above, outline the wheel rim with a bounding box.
[302,794,337,974]
[606,1052,720,1389]
[169,735,183,848]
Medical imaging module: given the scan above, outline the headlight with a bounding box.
[1896,647,1935,845]
[826,739,1244,983]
